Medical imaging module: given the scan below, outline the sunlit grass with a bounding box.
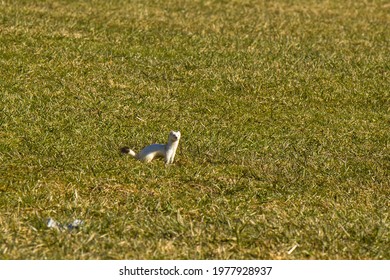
[0,0,389,259]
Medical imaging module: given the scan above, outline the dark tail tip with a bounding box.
[120,146,130,154]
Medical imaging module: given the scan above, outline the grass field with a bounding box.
[0,0,389,259]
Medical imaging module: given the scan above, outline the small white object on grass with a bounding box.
[47,218,84,231]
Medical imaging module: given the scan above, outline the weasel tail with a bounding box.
[120,147,136,157]
[121,131,181,164]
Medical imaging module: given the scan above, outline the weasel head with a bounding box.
[168,131,181,143]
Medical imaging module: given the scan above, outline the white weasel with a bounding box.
[121,131,181,164]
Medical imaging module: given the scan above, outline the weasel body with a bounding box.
[121,131,181,164]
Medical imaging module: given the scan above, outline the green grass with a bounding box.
[0,0,389,259]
